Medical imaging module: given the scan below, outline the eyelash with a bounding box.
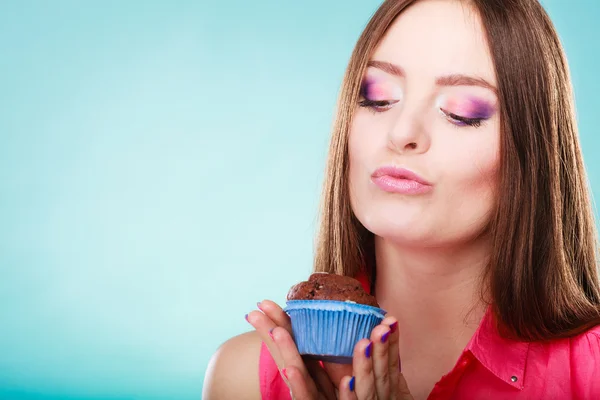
[358,99,396,112]
[442,110,484,128]
[358,99,485,128]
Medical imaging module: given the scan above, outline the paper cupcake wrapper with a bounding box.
[284,300,386,364]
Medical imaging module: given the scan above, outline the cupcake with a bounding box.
[284,272,386,364]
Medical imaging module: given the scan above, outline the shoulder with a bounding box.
[202,331,263,400]
[565,324,600,396]
[526,325,600,397]
[569,324,600,362]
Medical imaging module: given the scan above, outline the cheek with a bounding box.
[348,116,381,212]
[441,129,500,220]
[461,147,498,189]
[348,115,379,175]
[347,126,364,205]
[465,134,500,190]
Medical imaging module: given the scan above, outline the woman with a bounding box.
[203,0,600,398]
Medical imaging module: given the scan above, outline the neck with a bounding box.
[373,235,490,366]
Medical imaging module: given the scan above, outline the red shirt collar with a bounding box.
[467,306,530,389]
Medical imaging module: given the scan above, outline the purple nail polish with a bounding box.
[245,314,249,321]
[390,321,398,333]
[269,327,275,341]
[398,358,402,372]
[365,342,373,358]
[381,330,390,344]
[349,376,355,392]
[257,302,262,309]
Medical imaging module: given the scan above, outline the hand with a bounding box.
[247,300,340,399]
[332,318,413,400]
[247,300,414,399]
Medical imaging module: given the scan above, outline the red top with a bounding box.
[259,273,600,399]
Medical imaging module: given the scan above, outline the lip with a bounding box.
[371,166,433,194]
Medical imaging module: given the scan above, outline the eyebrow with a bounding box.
[367,60,497,93]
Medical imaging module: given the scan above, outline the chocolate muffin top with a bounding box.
[286,273,379,308]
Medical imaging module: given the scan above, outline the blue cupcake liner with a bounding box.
[284,300,386,364]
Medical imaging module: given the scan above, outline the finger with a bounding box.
[398,372,413,399]
[370,324,392,399]
[381,318,401,397]
[246,310,283,367]
[305,359,337,400]
[272,326,319,397]
[338,376,358,400]
[284,366,318,400]
[258,300,293,334]
[246,309,277,335]
[352,339,376,399]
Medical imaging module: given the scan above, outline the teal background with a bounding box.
[0,1,598,399]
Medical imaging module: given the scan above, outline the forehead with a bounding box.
[371,0,497,86]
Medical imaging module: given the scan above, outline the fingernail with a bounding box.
[390,321,398,333]
[349,376,355,392]
[281,368,288,380]
[381,330,391,344]
[365,341,373,358]
[398,358,402,372]
[245,314,249,321]
[257,302,262,310]
[269,327,275,341]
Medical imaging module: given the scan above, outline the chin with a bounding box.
[356,209,437,246]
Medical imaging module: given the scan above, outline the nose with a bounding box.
[386,104,431,155]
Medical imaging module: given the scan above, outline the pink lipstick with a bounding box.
[371,166,433,194]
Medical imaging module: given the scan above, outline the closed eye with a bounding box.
[440,108,485,128]
[358,99,399,112]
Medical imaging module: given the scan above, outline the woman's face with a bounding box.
[349,0,500,247]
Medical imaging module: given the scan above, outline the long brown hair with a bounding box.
[313,0,600,341]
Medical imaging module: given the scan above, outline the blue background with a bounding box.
[0,1,598,399]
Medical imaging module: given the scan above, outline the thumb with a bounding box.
[398,372,414,400]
